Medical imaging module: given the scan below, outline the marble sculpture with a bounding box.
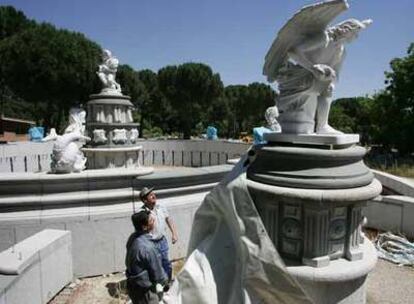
[265,105,282,132]
[97,49,122,94]
[64,107,86,135]
[165,1,374,303]
[129,128,139,143]
[92,129,107,144]
[43,108,90,173]
[263,0,371,134]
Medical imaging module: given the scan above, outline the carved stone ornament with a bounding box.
[93,129,107,144]
[112,128,127,144]
[129,128,139,143]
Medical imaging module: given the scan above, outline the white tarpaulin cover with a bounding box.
[165,157,313,304]
[375,232,414,266]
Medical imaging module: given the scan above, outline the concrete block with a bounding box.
[182,151,191,167]
[15,225,44,246]
[174,150,184,166]
[67,220,119,277]
[0,229,72,304]
[39,232,72,303]
[5,263,43,304]
[364,201,402,232]
[191,151,201,167]
[0,229,15,253]
[402,200,414,238]
[164,150,173,166]
[113,218,134,270]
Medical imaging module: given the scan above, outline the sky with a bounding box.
[2,0,413,98]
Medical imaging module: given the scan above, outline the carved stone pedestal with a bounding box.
[247,141,381,303]
[83,93,142,169]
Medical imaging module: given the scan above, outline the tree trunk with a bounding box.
[139,114,145,138]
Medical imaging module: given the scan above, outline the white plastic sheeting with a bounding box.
[164,157,313,304]
[375,232,414,266]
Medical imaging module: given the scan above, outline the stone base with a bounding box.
[83,146,142,169]
[264,133,360,146]
[247,145,373,189]
[287,237,377,304]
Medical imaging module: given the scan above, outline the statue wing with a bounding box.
[263,0,349,82]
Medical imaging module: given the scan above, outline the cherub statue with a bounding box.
[97,49,122,94]
[265,105,282,132]
[263,0,371,134]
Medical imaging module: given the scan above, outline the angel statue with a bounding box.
[97,49,122,94]
[263,0,371,134]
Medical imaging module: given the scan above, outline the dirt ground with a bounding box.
[49,260,185,304]
[49,247,414,304]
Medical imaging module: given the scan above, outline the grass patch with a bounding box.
[370,164,414,178]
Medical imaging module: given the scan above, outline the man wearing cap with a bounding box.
[125,210,168,304]
[139,187,178,281]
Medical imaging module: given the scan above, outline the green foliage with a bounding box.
[117,65,146,102]
[214,83,276,138]
[0,6,34,40]
[138,69,176,136]
[379,43,414,154]
[143,126,164,139]
[330,43,414,154]
[330,96,376,144]
[0,6,102,130]
[158,63,223,139]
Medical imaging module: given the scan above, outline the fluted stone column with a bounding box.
[82,93,142,169]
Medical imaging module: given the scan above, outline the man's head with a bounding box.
[131,210,155,233]
[140,186,156,209]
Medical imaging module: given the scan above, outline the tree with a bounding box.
[0,6,34,40]
[0,21,102,130]
[116,64,146,131]
[379,43,414,154]
[137,69,176,137]
[220,83,276,138]
[330,96,376,145]
[244,82,277,131]
[158,63,223,139]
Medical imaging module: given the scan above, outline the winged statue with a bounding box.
[263,0,371,134]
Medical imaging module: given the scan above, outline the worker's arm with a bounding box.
[166,217,178,244]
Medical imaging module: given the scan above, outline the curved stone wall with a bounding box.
[363,170,414,238]
[0,140,249,173]
[0,164,234,277]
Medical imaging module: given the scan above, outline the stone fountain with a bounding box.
[82,49,141,169]
[247,0,380,302]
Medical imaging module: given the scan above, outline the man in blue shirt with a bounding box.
[125,210,168,304]
[139,187,178,281]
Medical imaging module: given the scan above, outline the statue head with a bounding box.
[102,49,112,61]
[107,57,119,70]
[329,18,372,43]
[265,106,279,123]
